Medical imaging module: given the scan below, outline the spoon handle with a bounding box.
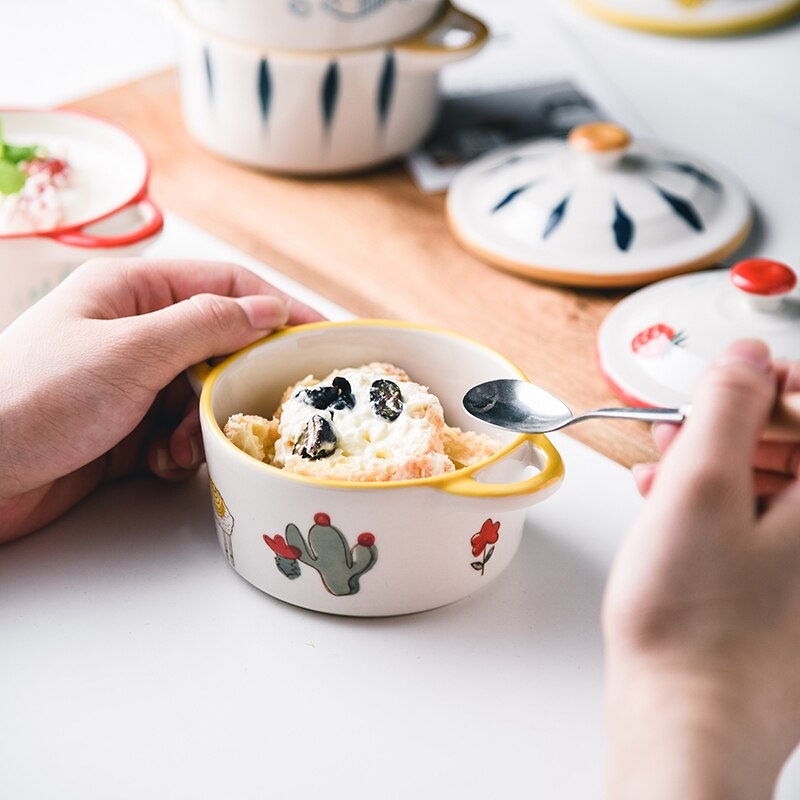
[577,406,686,425]
[676,395,800,441]
[580,393,800,442]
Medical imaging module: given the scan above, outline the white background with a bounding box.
[1,2,799,798]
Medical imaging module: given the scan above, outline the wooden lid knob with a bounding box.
[568,122,631,153]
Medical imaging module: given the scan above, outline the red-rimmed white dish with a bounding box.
[0,109,163,329]
[596,259,800,408]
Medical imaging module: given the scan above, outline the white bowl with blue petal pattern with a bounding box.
[172,0,488,174]
[182,0,446,51]
[446,122,752,288]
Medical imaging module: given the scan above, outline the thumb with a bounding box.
[669,339,777,470]
[126,292,289,385]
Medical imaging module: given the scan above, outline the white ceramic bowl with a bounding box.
[198,320,564,616]
[172,0,489,174]
[0,110,163,329]
[181,0,446,51]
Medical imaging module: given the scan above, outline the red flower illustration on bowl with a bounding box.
[630,323,686,358]
[470,518,501,576]
[263,533,302,560]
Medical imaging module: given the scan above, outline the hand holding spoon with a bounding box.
[463,379,800,441]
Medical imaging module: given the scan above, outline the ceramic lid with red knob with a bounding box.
[446,121,752,288]
[596,258,800,407]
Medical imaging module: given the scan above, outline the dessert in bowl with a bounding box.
[197,320,563,616]
[0,110,163,329]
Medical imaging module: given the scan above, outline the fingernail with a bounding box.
[188,436,204,468]
[237,295,289,330]
[631,463,655,481]
[715,339,772,374]
[157,446,179,473]
[631,462,658,497]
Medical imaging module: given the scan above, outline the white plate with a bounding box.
[0,109,150,233]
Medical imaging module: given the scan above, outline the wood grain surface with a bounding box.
[67,69,661,468]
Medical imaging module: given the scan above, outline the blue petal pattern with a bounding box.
[377,51,396,130]
[322,0,393,19]
[203,46,213,101]
[491,184,534,213]
[321,62,340,132]
[661,160,721,191]
[542,196,570,239]
[654,184,704,232]
[258,59,271,123]
[613,200,634,251]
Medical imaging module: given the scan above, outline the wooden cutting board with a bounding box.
[67,69,660,469]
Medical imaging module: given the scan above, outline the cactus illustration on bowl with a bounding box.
[263,512,378,596]
[209,477,235,567]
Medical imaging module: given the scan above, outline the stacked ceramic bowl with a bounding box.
[171,0,489,175]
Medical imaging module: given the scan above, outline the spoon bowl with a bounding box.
[463,379,686,434]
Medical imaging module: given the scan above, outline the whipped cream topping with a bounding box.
[273,366,454,480]
[0,157,72,234]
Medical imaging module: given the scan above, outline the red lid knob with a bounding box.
[731,259,797,296]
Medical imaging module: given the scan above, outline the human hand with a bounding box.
[0,258,324,542]
[603,340,800,800]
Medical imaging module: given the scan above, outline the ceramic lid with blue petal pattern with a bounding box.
[445,122,752,288]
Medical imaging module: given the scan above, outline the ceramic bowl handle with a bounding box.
[438,435,564,510]
[49,194,164,248]
[397,3,489,70]
[186,361,213,397]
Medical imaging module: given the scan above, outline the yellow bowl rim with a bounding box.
[200,318,563,492]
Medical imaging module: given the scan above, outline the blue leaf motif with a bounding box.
[323,0,393,19]
[491,183,534,213]
[613,200,634,251]
[660,160,721,191]
[542,195,570,239]
[321,61,340,132]
[258,59,271,123]
[653,184,704,232]
[377,51,396,130]
[203,46,213,101]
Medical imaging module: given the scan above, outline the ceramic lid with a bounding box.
[573,0,800,36]
[596,258,800,407]
[446,122,752,288]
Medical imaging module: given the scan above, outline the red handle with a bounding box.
[48,195,164,248]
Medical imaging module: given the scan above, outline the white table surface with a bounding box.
[1,3,799,798]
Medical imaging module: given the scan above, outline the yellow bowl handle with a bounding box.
[396,2,490,67]
[186,362,213,397]
[438,435,564,507]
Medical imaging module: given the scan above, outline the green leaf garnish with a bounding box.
[0,116,47,193]
[4,144,40,164]
[0,160,26,195]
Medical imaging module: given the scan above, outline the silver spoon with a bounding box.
[463,379,686,434]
